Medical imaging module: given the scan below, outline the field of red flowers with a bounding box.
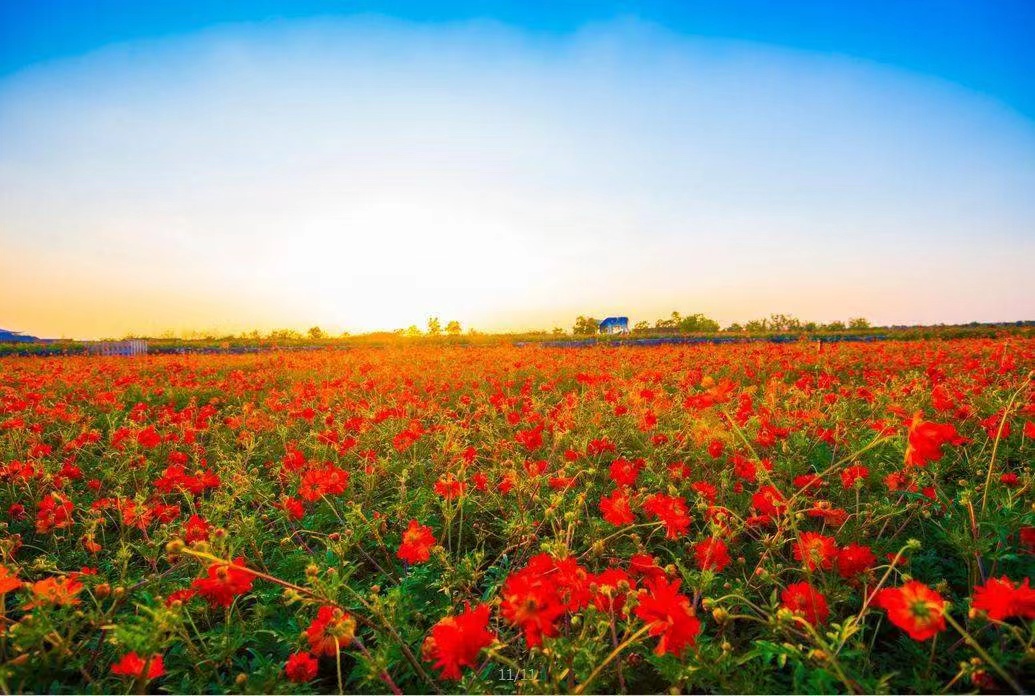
[0,339,1032,694]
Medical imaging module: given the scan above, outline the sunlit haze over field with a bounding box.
[1,2,1034,338]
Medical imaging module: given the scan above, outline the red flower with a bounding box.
[422,603,496,680]
[690,481,717,502]
[164,588,196,607]
[693,537,730,572]
[609,457,643,487]
[283,496,305,520]
[111,652,165,680]
[874,581,947,641]
[433,474,466,500]
[1021,526,1035,554]
[590,568,635,615]
[191,557,255,608]
[306,605,356,656]
[905,413,965,467]
[732,454,757,483]
[500,554,582,647]
[136,426,162,449]
[793,532,837,572]
[634,577,701,656]
[514,424,544,452]
[298,463,349,501]
[807,502,848,527]
[284,651,319,682]
[586,437,616,456]
[781,582,830,625]
[835,543,876,579]
[751,485,786,517]
[707,439,725,458]
[397,520,436,565]
[643,493,691,539]
[36,493,74,533]
[971,576,1035,621]
[840,465,869,489]
[183,514,211,543]
[629,553,667,584]
[599,489,635,526]
[794,473,824,492]
[25,575,83,608]
[0,566,22,595]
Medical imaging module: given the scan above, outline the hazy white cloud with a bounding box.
[2,16,1033,337]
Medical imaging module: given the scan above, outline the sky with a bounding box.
[1,1,1033,339]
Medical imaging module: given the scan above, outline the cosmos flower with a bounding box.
[284,651,319,683]
[840,465,869,489]
[36,493,74,534]
[752,485,786,517]
[0,566,22,595]
[599,489,635,526]
[793,532,837,572]
[781,582,830,626]
[500,554,578,648]
[905,414,965,467]
[24,575,83,608]
[875,581,947,641]
[693,537,731,572]
[971,577,1035,621]
[609,457,643,487]
[136,426,162,449]
[183,514,211,543]
[191,557,255,608]
[643,493,691,539]
[634,577,701,656]
[397,519,436,565]
[835,543,876,579]
[422,603,496,680]
[590,568,635,615]
[306,605,356,656]
[111,652,165,680]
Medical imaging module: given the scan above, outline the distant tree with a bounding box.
[825,320,846,332]
[848,317,871,330]
[654,311,681,331]
[426,317,442,336]
[724,322,744,332]
[552,327,567,336]
[633,320,651,333]
[744,319,767,333]
[445,320,462,336]
[307,326,325,340]
[678,313,720,333]
[765,314,802,332]
[573,316,600,336]
[803,322,818,332]
[404,325,422,337]
[268,328,302,341]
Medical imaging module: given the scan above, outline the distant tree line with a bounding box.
[726,314,871,333]
[572,311,872,336]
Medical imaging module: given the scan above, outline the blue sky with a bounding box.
[1,1,1033,337]
[4,1,1033,115]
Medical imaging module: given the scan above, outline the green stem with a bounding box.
[943,612,1023,694]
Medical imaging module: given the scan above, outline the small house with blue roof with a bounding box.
[599,317,629,334]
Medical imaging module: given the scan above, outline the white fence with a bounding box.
[87,340,148,356]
